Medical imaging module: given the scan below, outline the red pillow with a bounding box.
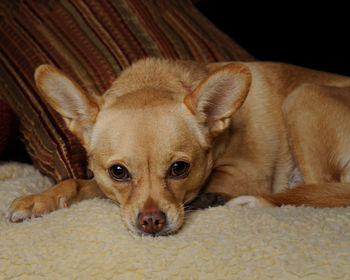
[0,98,16,156]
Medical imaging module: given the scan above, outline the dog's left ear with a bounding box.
[185,63,251,136]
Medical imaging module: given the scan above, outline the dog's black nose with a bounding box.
[138,211,166,234]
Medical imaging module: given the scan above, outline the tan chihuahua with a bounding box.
[7,58,350,236]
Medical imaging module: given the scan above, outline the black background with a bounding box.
[196,1,350,76]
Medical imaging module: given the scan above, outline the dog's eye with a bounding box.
[169,161,190,178]
[108,165,130,181]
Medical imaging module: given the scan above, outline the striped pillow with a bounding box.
[0,98,15,156]
[0,0,254,182]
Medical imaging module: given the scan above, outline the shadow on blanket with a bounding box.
[0,162,349,279]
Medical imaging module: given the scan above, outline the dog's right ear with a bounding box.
[35,65,100,145]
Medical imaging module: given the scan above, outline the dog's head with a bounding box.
[35,58,251,235]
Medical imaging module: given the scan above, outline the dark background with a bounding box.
[196,1,350,76]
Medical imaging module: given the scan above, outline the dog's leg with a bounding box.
[186,192,230,210]
[7,179,105,222]
[188,163,272,209]
[283,84,350,184]
[250,84,350,208]
[212,83,350,209]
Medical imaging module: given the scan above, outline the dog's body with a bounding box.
[8,58,350,235]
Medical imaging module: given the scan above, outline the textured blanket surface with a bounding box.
[0,162,349,280]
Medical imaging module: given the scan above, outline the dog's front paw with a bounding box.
[7,194,67,222]
[186,192,228,210]
[226,196,274,209]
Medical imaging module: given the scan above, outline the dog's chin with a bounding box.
[132,224,181,237]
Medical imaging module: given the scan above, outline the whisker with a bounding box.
[183,197,196,205]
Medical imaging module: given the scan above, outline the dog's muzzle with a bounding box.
[137,210,167,235]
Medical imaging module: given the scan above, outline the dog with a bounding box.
[7,58,350,236]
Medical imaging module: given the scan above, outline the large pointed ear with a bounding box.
[35,65,100,145]
[184,63,251,137]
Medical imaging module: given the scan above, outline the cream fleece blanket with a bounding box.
[0,162,349,280]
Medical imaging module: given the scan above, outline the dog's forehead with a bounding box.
[97,106,187,139]
[103,86,184,109]
[89,99,202,155]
